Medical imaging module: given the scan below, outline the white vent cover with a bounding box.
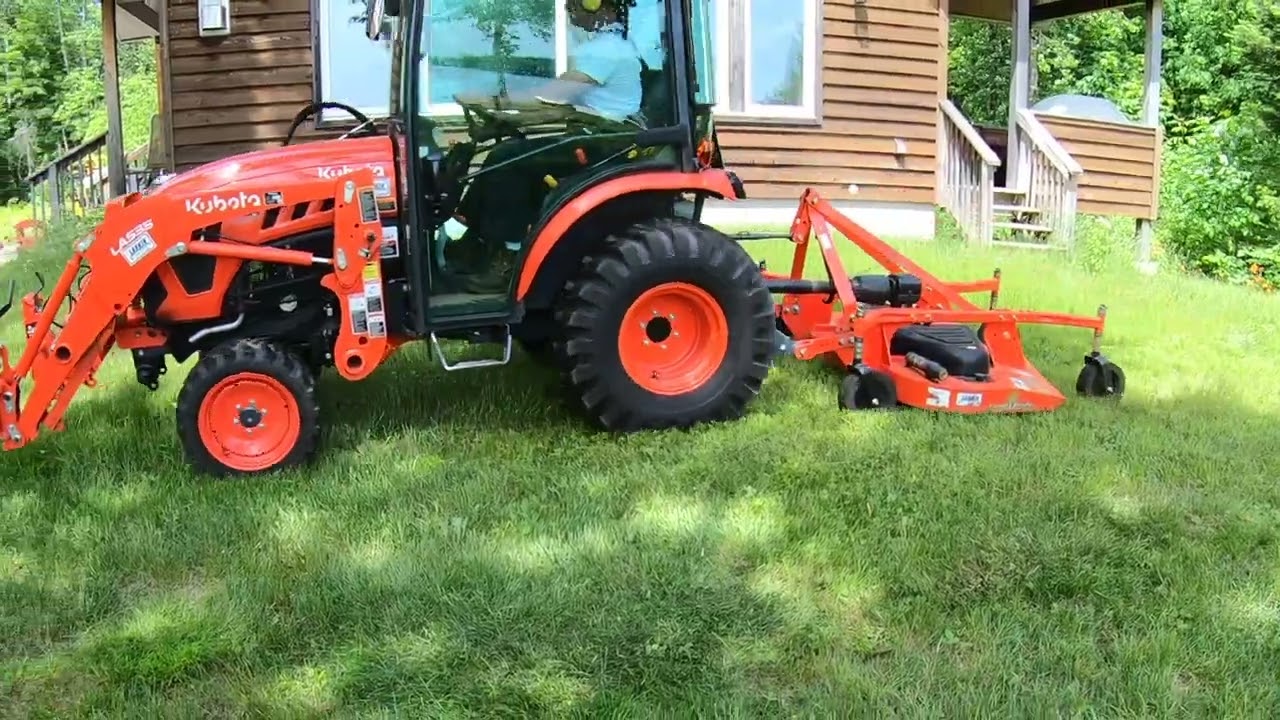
[198,0,231,37]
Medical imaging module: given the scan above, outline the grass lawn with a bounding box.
[2,219,1279,716]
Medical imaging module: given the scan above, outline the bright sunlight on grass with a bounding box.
[2,217,1279,715]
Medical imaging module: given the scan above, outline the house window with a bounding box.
[315,0,396,122]
[710,0,821,122]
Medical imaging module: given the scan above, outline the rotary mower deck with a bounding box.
[753,188,1125,413]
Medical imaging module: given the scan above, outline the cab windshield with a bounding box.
[384,0,716,119]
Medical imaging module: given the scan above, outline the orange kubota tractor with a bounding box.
[0,0,1124,476]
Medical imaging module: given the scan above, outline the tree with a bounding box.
[347,0,556,92]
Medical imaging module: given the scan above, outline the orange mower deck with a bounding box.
[751,189,1125,413]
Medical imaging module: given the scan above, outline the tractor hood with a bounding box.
[146,136,397,206]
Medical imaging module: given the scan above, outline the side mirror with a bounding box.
[365,0,386,40]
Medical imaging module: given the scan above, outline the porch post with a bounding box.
[1136,0,1163,272]
[102,0,128,198]
[1006,0,1032,190]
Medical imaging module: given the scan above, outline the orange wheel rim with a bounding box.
[618,282,729,396]
[197,373,301,472]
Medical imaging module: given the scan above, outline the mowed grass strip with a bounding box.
[1,220,1279,717]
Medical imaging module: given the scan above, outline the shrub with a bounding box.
[1157,113,1280,287]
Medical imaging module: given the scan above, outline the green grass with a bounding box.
[3,221,1280,717]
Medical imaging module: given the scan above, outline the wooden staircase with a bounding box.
[992,187,1055,248]
[939,101,1083,251]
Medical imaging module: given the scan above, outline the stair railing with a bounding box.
[939,99,1001,246]
[24,131,157,225]
[1014,108,1083,249]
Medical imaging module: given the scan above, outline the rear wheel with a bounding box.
[176,338,320,476]
[556,218,775,431]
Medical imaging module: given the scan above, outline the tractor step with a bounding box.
[430,325,513,371]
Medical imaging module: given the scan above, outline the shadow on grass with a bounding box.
[2,316,1279,715]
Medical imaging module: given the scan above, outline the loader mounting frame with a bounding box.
[763,188,1124,413]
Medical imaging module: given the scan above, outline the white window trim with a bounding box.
[316,0,574,123]
[709,0,822,124]
[315,0,395,123]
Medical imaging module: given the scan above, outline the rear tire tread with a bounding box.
[555,217,775,431]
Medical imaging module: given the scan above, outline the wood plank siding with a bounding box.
[167,0,332,169]
[1034,112,1159,219]
[716,0,944,204]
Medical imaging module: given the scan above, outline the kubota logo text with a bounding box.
[185,192,263,215]
[318,164,387,179]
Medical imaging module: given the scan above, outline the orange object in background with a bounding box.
[11,219,44,249]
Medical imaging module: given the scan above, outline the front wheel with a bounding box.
[556,218,776,431]
[176,338,321,476]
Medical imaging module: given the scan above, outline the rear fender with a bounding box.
[514,169,743,303]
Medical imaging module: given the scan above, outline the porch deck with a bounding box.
[935,0,1163,260]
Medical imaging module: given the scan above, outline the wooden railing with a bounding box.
[939,100,1001,246]
[24,132,157,224]
[1014,108,1083,249]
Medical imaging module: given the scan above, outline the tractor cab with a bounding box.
[366,0,724,342]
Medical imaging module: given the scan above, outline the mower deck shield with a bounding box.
[767,188,1123,414]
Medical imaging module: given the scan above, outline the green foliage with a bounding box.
[1072,214,1136,275]
[1032,10,1146,118]
[947,19,1010,126]
[1158,113,1280,284]
[0,0,157,203]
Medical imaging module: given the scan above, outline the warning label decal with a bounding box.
[348,293,368,335]
[380,225,400,259]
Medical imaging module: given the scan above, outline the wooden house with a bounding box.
[90,0,1165,260]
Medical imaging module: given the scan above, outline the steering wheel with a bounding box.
[283,102,378,146]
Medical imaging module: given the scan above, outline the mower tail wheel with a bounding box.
[1076,355,1125,399]
[176,338,320,476]
[839,368,898,411]
[556,218,776,431]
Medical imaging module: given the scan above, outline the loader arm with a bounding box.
[0,170,387,451]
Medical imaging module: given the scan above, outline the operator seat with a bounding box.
[633,61,669,129]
